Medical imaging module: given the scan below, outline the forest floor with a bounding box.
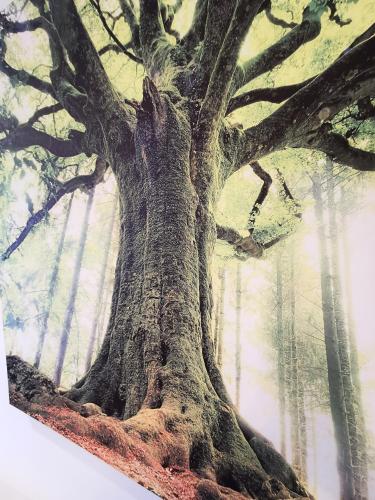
[6,356,248,500]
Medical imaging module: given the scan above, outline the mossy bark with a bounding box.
[67,80,308,499]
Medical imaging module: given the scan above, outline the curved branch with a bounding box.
[98,41,132,56]
[119,0,140,52]
[234,2,324,92]
[216,224,263,259]
[238,33,375,168]
[139,0,168,65]
[0,28,55,97]
[198,0,264,129]
[1,157,107,261]
[89,0,142,64]
[0,126,84,157]
[226,77,314,115]
[26,103,64,126]
[305,130,375,172]
[48,0,113,102]
[264,1,297,29]
[248,162,272,233]
[181,0,207,54]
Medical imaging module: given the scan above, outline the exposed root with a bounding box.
[7,356,312,499]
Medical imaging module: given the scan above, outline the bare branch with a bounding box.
[139,0,168,66]
[216,224,264,259]
[234,1,324,92]
[26,103,64,126]
[227,77,314,115]
[305,129,375,172]
[118,0,140,52]
[48,0,113,103]
[0,13,45,33]
[0,26,55,97]
[1,157,107,261]
[198,0,264,131]
[0,125,84,157]
[248,162,272,233]
[89,0,142,64]
[263,1,297,29]
[238,33,375,168]
[339,22,375,57]
[181,0,207,54]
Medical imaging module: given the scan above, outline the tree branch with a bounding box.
[234,1,324,92]
[248,162,272,233]
[139,0,168,66]
[118,0,140,52]
[216,224,264,259]
[0,125,84,157]
[1,157,107,261]
[0,26,55,97]
[198,0,264,131]
[263,1,297,29]
[305,129,375,172]
[48,0,113,103]
[181,0,207,54]
[227,77,314,115]
[89,0,142,64]
[26,103,64,126]
[238,33,375,168]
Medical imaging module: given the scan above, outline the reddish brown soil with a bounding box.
[25,404,247,500]
[33,406,198,499]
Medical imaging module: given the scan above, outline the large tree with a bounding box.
[1,0,375,498]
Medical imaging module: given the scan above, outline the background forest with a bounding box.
[1,0,375,499]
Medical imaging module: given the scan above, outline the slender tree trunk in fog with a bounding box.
[34,193,74,369]
[216,266,226,369]
[85,196,118,372]
[54,188,95,386]
[276,251,286,457]
[297,379,307,482]
[312,174,355,500]
[341,189,368,497]
[235,262,241,408]
[326,161,366,499]
[310,407,318,494]
[288,244,304,479]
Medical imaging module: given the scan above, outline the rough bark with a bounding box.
[312,174,355,500]
[2,2,375,497]
[34,192,74,369]
[54,188,95,386]
[65,81,307,499]
[85,196,118,372]
[214,265,226,367]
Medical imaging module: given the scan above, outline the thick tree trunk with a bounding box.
[66,83,308,498]
[325,161,365,499]
[54,189,95,386]
[85,196,118,372]
[340,190,368,498]
[34,193,74,369]
[276,251,286,457]
[235,262,242,409]
[312,175,355,500]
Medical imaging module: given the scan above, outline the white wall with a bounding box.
[0,301,155,500]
